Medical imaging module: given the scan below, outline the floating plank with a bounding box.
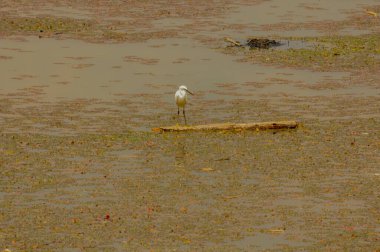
[224,37,242,47]
[366,10,378,17]
[152,120,298,132]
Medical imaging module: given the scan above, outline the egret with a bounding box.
[175,85,193,124]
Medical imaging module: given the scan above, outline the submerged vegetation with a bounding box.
[0,16,95,36]
[0,0,379,250]
[0,16,177,42]
[223,34,380,72]
[1,118,379,250]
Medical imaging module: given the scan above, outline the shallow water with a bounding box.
[0,0,379,251]
[226,0,378,25]
[0,36,351,103]
[2,5,92,20]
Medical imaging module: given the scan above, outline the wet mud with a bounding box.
[0,0,379,251]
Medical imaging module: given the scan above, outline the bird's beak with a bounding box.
[186,89,193,95]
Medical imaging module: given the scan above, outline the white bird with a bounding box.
[175,85,193,124]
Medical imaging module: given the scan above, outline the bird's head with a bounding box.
[179,85,193,95]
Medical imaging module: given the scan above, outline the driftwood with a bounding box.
[153,120,298,132]
[366,10,378,17]
[224,37,242,47]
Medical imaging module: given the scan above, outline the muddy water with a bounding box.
[214,0,380,37]
[1,5,92,20]
[0,0,379,251]
[226,0,378,25]
[0,36,349,102]
[1,121,379,251]
[0,35,364,133]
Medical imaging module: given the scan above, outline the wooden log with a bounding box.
[224,37,242,47]
[152,120,298,132]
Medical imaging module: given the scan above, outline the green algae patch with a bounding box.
[225,34,380,72]
[0,16,95,37]
[1,118,379,251]
[0,15,180,43]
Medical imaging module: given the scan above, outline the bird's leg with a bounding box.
[177,106,180,116]
[183,107,187,125]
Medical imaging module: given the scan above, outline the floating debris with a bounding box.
[246,38,281,49]
[224,37,281,49]
[224,37,242,47]
[366,10,378,18]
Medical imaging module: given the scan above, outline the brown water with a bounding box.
[0,0,379,251]
[0,36,353,102]
[226,0,378,25]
